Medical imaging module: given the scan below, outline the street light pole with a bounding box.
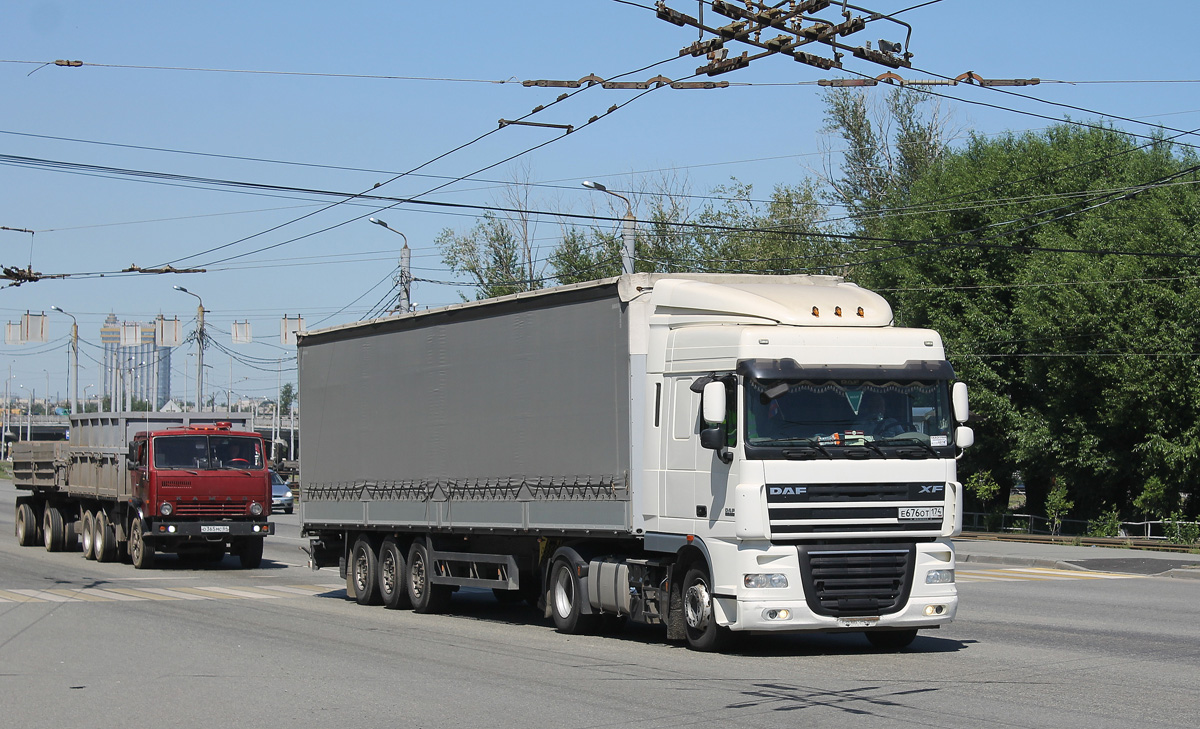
[50,306,79,414]
[174,286,205,412]
[582,181,635,275]
[368,217,412,313]
[19,385,32,441]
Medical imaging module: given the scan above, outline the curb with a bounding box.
[956,553,1086,571]
[1165,568,1200,580]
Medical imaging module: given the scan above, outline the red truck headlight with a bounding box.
[248,501,263,516]
[160,502,173,517]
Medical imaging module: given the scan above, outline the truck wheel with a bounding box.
[16,503,40,547]
[94,512,117,563]
[351,537,381,605]
[406,540,450,614]
[682,566,733,652]
[550,558,598,635]
[129,517,155,569]
[378,537,412,610]
[43,505,65,552]
[81,511,96,560]
[865,629,918,651]
[238,538,264,569]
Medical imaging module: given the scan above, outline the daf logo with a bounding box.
[769,487,807,495]
[919,484,944,494]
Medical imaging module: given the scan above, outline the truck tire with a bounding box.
[81,511,96,560]
[238,537,264,569]
[94,511,117,563]
[351,536,381,605]
[406,540,450,614]
[549,557,598,635]
[865,629,918,651]
[378,537,411,610]
[129,517,155,569]
[43,505,65,552]
[16,503,40,547]
[682,566,733,652]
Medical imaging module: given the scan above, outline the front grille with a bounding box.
[798,545,915,617]
[172,502,247,517]
[767,482,946,538]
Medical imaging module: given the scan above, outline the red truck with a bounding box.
[12,413,274,569]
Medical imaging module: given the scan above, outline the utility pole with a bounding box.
[50,307,79,414]
[368,217,412,312]
[582,181,636,274]
[175,286,205,412]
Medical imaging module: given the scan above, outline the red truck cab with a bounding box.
[127,422,274,568]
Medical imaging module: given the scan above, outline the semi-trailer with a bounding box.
[299,273,973,651]
[13,413,274,569]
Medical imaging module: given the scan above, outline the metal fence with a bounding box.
[964,511,1198,540]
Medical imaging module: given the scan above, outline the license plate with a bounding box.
[898,506,944,521]
[837,617,879,628]
[201,525,230,533]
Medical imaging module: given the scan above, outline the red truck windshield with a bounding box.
[152,435,265,471]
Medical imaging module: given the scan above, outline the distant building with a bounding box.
[100,314,172,408]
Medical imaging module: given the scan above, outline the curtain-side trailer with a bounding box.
[300,273,973,651]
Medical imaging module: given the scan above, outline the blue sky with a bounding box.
[2,1,1198,404]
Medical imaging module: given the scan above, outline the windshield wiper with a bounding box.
[780,439,834,459]
[880,436,939,458]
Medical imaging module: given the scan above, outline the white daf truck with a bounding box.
[299,273,972,651]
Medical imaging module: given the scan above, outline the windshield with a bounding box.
[153,435,265,470]
[745,377,954,451]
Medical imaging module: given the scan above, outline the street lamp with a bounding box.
[368,217,412,313]
[174,286,205,412]
[50,306,80,414]
[19,385,33,441]
[582,180,635,275]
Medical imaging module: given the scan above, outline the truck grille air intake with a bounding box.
[766,482,946,538]
[797,544,915,617]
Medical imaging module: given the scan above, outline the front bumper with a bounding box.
[144,520,274,539]
[711,538,957,633]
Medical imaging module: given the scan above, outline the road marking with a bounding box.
[0,582,344,604]
[957,567,1146,583]
[7,589,82,602]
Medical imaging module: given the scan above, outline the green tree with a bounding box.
[279,383,296,416]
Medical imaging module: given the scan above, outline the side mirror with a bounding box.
[702,381,726,424]
[952,382,970,424]
[955,425,974,449]
[700,428,724,450]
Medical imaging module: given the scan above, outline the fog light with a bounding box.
[167,525,176,533]
[924,604,947,616]
[253,525,261,533]
[762,608,791,621]
[926,569,954,584]
[160,502,173,517]
[745,573,789,589]
[249,501,263,516]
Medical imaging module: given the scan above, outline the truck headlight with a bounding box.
[160,502,173,517]
[744,573,789,589]
[926,569,954,584]
[249,501,263,516]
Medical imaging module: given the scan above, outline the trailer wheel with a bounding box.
[378,537,411,610]
[864,629,918,651]
[351,537,381,605]
[238,537,264,570]
[129,517,155,569]
[94,511,117,563]
[550,558,598,635]
[42,505,65,552]
[682,566,733,652]
[81,511,96,560]
[16,503,40,547]
[406,540,450,614]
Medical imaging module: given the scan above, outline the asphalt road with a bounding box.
[2,478,1198,729]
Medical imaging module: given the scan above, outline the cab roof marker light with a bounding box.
[834,306,843,317]
[811,306,819,317]
[857,307,865,317]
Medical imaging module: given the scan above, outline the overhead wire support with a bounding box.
[652,0,913,74]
